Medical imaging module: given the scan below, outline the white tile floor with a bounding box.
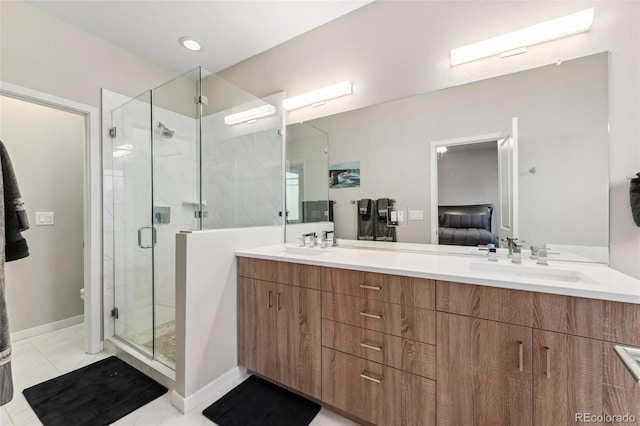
[0,324,359,426]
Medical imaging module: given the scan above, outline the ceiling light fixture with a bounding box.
[179,36,202,52]
[224,104,277,126]
[450,8,594,66]
[282,81,352,111]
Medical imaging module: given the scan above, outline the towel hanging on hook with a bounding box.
[629,172,640,227]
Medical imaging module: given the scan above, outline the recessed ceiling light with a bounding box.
[179,36,202,52]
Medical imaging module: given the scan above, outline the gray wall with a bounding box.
[0,1,177,108]
[0,95,85,332]
[218,1,640,278]
[438,147,500,235]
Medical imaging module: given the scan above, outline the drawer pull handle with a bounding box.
[360,342,382,351]
[360,311,382,320]
[360,372,382,383]
[359,284,382,291]
[518,341,524,372]
[277,293,282,311]
[545,347,551,379]
[267,290,272,308]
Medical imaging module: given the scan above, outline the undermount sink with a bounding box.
[469,261,598,285]
[279,247,328,256]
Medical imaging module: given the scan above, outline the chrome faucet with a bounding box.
[536,247,549,265]
[530,245,549,265]
[504,237,524,256]
[322,230,338,247]
[301,232,317,247]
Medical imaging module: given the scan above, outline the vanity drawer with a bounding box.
[436,280,533,327]
[322,347,436,426]
[237,257,325,289]
[322,319,436,379]
[533,293,640,346]
[324,268,435,309]
[322,292,436,345]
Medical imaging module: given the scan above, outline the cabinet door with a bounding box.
[276,284,322,399]
[534,330,640,424]
[238,278,276,379]
[437,312,533,426]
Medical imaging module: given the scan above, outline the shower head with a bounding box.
[157,122,175,138]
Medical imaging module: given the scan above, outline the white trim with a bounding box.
[429,132,502,244]
[9,315,84,343]
[0,81,103,355]
[171,366,248,414]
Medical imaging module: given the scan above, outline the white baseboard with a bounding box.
[172,366,248,414]
[10,314,84,342]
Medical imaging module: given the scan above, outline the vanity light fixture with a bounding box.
[282,81,352,111]
[179,36,202,52]
[224,104,277,126]
[450,8,594,66]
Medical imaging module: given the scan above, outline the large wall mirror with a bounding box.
[285,52,609,263]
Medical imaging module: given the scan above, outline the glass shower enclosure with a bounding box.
[109,68,283,370]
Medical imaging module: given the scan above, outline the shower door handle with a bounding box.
[138,226,156,249]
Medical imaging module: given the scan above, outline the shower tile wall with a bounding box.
[200,112,282,229]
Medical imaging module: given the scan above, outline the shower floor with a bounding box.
[129,321,176,369]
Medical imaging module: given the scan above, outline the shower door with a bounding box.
[111,91,156,358]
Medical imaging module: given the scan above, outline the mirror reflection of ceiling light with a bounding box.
[450,8,594,66]
[282,81,352,111]
[179,36,202,52]
[224,104,277,126]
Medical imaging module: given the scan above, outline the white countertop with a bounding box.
[236,243,640,304]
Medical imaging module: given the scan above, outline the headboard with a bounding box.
[438,204,494,232]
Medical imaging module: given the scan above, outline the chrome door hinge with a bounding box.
[194,95,209,105]
[111,307,119,319]
[109,127,117,138]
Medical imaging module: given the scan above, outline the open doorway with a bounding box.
[430,118,518,247]
[0,82,101,354]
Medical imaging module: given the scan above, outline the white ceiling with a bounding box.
[26,0,372,75]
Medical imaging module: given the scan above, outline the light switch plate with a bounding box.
[409,210,424,221]
[36,212,54,226]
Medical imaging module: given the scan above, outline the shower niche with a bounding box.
[108,67,283,370]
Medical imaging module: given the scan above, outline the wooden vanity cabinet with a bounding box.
[238,259,322,399]
[436,280,640,426]
[437,312,533,426]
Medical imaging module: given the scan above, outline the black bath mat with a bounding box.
[22,356,167,426]
[203,375,321,426]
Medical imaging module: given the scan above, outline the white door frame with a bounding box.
[0,81,102,354]
[429,132,502,244]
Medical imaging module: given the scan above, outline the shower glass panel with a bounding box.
[200,74,283,229]
[110,67,283,372]
[111,90,154,358]
[149,68,201,369]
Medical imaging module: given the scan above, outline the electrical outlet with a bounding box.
[36,212,54,226]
